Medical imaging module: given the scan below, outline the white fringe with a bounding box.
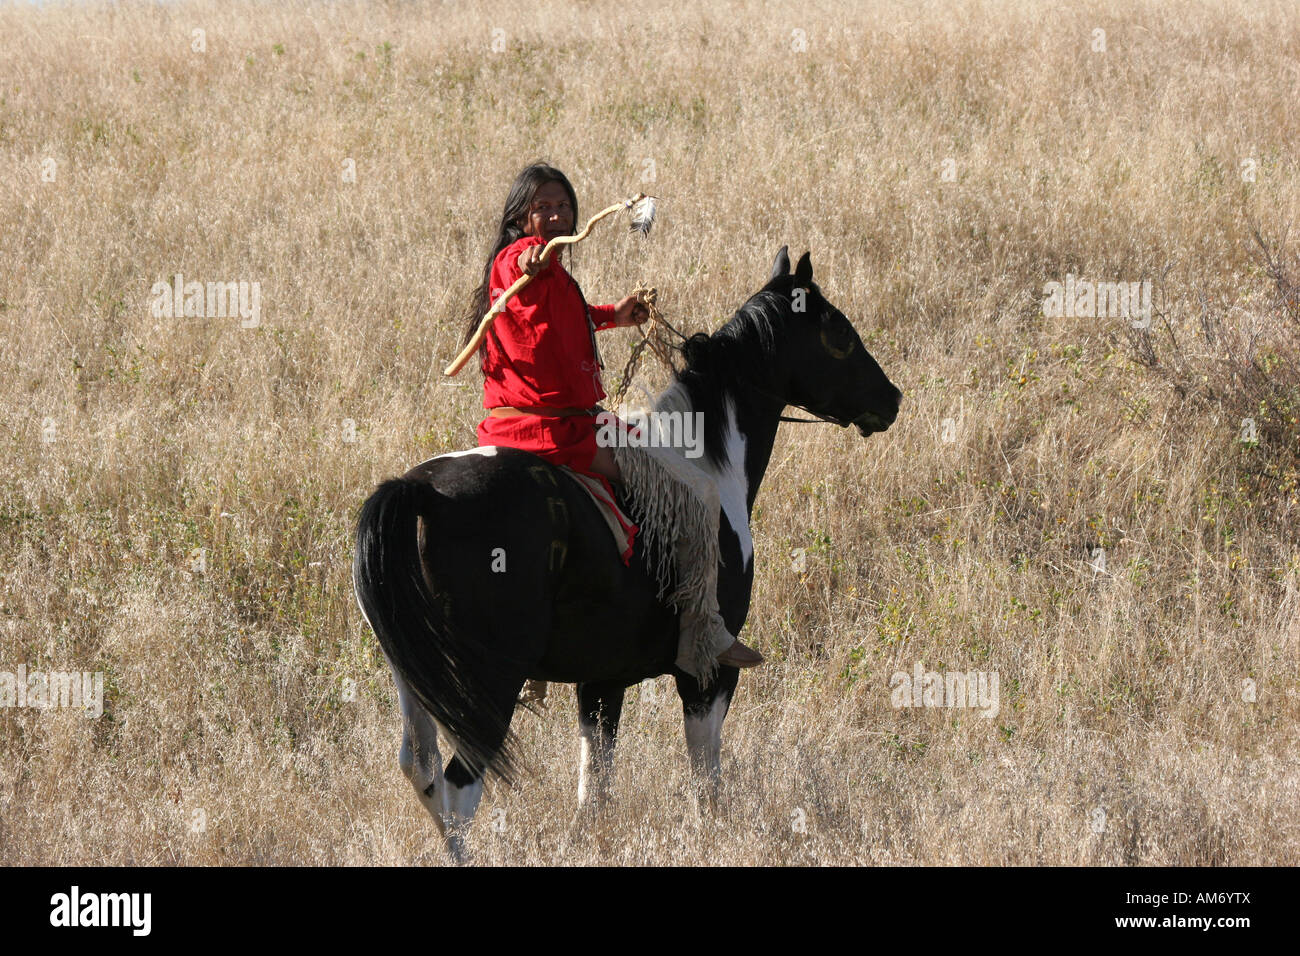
[612,442,726,687]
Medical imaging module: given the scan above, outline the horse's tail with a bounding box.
[353,476,519,784]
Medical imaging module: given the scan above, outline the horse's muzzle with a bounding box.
[852,408,893,436]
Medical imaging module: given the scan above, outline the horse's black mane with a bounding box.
[666,288,788,470]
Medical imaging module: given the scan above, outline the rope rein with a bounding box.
[608,286,687,408]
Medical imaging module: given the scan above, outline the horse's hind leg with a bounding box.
[434,668,528,860]
[392,672,449,831]
[576,681,626,810]
[436,755,485,863]
[392,669,484,863]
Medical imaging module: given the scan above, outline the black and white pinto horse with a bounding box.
[353,247,902,860]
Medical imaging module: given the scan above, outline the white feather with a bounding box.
[629,195,657,235]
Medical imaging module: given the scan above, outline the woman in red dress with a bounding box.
[461,163,762,677]
[465,168,641,522]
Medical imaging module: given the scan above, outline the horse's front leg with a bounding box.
[675,668,739,803]
[575,680,626,809]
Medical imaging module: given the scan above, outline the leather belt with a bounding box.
[488,405,596,418]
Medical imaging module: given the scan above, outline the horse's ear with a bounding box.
[794,251,813,286]
[769,246,790,282]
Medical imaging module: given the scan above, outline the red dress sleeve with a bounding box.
[589,303,618,330]
[490,235,552,338]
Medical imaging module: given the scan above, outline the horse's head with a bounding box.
[762,246,902,436]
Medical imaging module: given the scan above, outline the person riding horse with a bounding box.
[462,163,765,693]
[358,217,903,858]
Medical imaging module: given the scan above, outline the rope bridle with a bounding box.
[609,287,846,426]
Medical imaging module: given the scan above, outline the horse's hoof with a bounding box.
[444,831,471,865]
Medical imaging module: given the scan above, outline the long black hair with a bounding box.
[461,162,580,355]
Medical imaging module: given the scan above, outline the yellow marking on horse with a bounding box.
[528,465,558,486]
[547,497,568,526]
[549,539,568,572]
[821,328,856,359]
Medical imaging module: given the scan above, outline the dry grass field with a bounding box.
[2,0,1299,865]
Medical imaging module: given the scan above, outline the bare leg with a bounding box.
[588,445,622,483]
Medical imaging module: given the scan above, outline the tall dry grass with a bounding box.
[1,0,1298,864]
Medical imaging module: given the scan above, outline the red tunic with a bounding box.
[475,234,637,561]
